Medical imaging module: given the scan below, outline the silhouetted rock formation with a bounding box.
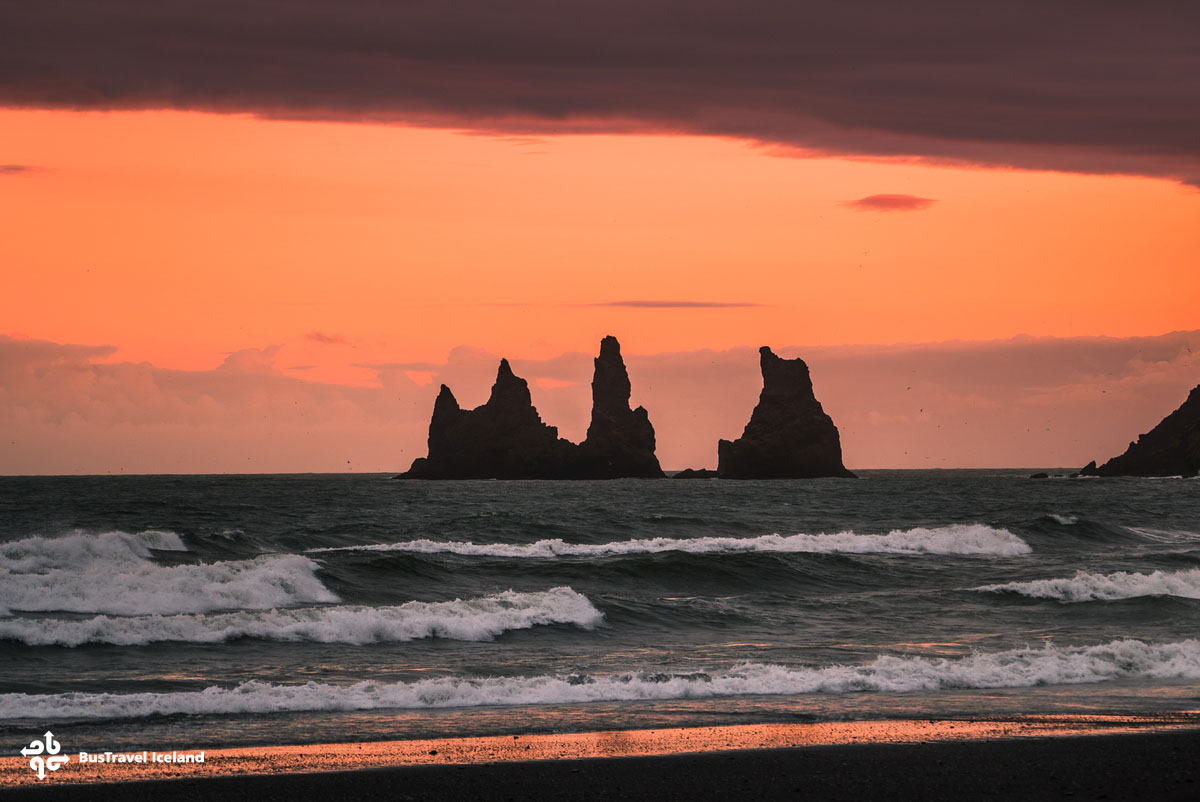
[718,347,855,479]
[401,337,663,479]
[402,359,577,479]
[576,336,664,478]
[1080,384,1200,477]
[672,468,719,479]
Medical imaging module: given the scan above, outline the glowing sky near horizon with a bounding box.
[3,109,1197,389]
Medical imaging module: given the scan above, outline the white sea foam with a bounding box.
[0,528,337,616]
[0,530,186,573]
[2,638,1194,720]
[308,524,1030,559]
[0,554,337,616]
[976,568,1200,602]
[0,587,601,647]
[1048,514,1079,525]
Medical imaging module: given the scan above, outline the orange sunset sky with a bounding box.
[2,2,1198,474]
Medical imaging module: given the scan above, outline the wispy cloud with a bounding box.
[0,164,36,175]
[593,301,763,309]
[845,194,937,212]
[305,331,348,345]
[217,345,284,374]
[355,361,444,371]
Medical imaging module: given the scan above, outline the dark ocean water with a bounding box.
[2,471,1199,752]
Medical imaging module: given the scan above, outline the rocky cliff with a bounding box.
[401,337,663,479]
[1080,384,1200,477]
[717,347,854,479]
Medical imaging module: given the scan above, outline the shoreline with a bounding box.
[4,712,1200,792]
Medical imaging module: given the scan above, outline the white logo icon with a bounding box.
[21,731,69,780]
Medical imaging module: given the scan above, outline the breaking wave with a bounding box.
[0,530,186,573]
[0,587,601,647]
[976,568,1200,602]
[6,638,1189,720]
[0,529,336,616]
[308,524,1030,559]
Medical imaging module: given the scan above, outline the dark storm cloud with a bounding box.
[846,195,936,212]
[595,301,763,309]
[2,1,1199,181]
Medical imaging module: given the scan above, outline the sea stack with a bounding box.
[402,359,577,479]
[577,336,664,478]
[718,347,855,479]
[401,336,663,479]
[1080,384,1200,477]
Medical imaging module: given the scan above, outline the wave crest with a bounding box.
[5,637,1186,720]
[0,528,337,616]
[1,555,337,617]
[1125,527,1200,544]
[0,530,186,573]
[309,524,1030,559]
[976,568,1200,602]
[0,587,601,647]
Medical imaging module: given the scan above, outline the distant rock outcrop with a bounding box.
[576,336,664,478]
[717,347,855,479]
[672,468,719,479]
[401,337,663,479]
[401,359,577,479]
[1080,384,1200,477]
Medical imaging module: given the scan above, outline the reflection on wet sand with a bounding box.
[3,713,1199,787]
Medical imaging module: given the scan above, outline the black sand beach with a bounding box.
[8,730,1200,801]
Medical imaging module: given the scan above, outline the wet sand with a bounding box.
[5,714,1200,800]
